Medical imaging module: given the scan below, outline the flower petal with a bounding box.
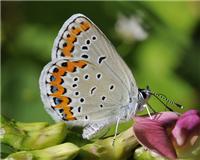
[172,109,200,146]
[133,117,177,159]
[150,112,179,127]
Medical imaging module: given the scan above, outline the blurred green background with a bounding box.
[2,1,200,124]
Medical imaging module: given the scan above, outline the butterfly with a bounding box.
[39,13,151,140]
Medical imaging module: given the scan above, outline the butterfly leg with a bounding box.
[112,117,120,146]
[82,122,110,140]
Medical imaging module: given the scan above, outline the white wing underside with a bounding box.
[39,14,138,128]
[52,14,137,93]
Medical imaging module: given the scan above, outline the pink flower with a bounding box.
[133,109,200,159]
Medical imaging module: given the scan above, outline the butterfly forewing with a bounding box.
[52,14,137,94]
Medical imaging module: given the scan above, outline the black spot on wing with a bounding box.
[82,46,88,50]
[90,87,96,95]
[98,56,106,64]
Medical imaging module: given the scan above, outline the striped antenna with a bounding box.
[150,92,184,111]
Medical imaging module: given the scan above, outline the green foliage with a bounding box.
[1,115,138,160]
[134,147,166,160]
[5,143,80,160]
[0,115,68,151]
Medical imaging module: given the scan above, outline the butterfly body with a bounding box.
[39,14,144,139]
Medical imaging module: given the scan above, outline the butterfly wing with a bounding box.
[51,14,137,95]
[39,14,138,127]
[40,58,130,126]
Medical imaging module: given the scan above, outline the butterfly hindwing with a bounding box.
[40,58,129,126]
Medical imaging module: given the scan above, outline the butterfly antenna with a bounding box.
[150,92,183,111]
[112,117,120,147]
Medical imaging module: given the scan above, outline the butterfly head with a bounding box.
[137,86,151,111]
[137,86,183,113]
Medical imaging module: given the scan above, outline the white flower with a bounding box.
[115,14,148,42]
